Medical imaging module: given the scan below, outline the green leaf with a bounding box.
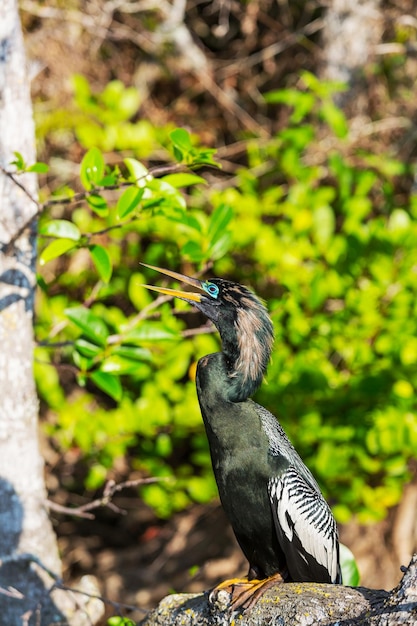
[75,339,103,358]
[107,617,135,626]
[27,162,49,173]
[340,544,360,586]
[80,147,105,190]
[264,89,315,123]
[72,73,92,104]
[65,306,110,346]
[87,193,108,216]
[112,345,152,361]
[143,179,186,212]
[320,100,348,138]
[116,186,144,218]
[161,173,206,188]
[187,475,216,503]
[100,355,141,374]
[11,151,26,170]
[182,240,205,262]
[39,239,77,265]
[90,371,122,402]
[191,148,219,167]
[208,232,231,260]
[123,323,179,343]
[85,463,108,490]
[170,128,192,152]
[123,157,149,184]
[36,274,48,293]
[39,219,81,241]
[73,350,95,372]
[313,205,335,247]
[208,203,233,242]
[89,244,112,282]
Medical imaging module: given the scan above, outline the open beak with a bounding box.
[140,263,203,303]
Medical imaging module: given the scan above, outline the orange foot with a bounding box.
[208,573,284,611]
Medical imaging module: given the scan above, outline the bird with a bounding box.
[142,264,342,608]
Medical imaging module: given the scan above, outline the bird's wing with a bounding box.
[268,466,341,583]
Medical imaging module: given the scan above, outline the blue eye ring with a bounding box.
[203,281,219,299]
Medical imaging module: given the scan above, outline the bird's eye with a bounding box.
[203,282,219,298]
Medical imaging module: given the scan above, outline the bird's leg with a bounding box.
[208,571,284,612]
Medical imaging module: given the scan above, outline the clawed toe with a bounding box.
[208,573,284,612]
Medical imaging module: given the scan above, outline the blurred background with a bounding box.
[20,0,417,620]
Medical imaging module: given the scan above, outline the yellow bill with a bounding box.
[140,263,204,302]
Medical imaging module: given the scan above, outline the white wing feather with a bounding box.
[268,468,339,582]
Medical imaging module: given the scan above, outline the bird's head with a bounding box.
[142,264,274,398]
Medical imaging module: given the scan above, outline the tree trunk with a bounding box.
[320,0,383,110]
[140,554,417,626]
[0,3,102,624]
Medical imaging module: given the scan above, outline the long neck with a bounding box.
[218,306,274,402]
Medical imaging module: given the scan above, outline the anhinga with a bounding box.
[143,264,342,607]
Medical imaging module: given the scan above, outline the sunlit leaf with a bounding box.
[80,147,105,190]
[123,157,150,184]
[170,128,192,152]
[39,239,77,264]
[10,151,26,170]
[85,463,108,490]
[116,186,144,218]
[100,355,142,374]
[182,240,205,262]
[90,371,122,401]
[340,544,360,586]
[39,219,81,241]
[208,232,231,260]
[87,193,108,216]
[107,617,136,626]
[89,244,112,282]
[143,179,186,212]
[161,173,206,188]
[313,205,335,247]
[65,306,110,346]
[191,147,219,167]
[111,345,152,361]
[320,100,348,138]
[208,203,233,243]
[123,324,179,343]
[75,338,103,358]
[27,162,49,173]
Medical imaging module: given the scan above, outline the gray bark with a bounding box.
[0,2,102,624]
[140,554,417,626]
[321,0,383,108]
[0,0,60,607]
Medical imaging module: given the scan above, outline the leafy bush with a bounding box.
[33,74,417,523]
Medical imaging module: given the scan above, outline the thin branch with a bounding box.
[39,163,187,210]
[107,293,174,342]
[182,323,216,338]
[0,585,25,599]
[0,551,149,617]
[36,340,74,349]
[0,553,60,582]
[1,162,191,254]
[0,166,39,207]
[46,477,165,520]
[218,17,324,78]
[56,582,149,616]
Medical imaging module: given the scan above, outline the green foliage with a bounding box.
[207,78,415,524]
[169,128,218,167]
[107,617,135,626]
[340,544,360,586]
[10,151,49,174]
[34,73,417,527]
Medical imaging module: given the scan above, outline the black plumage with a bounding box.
[143,265,342,590]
